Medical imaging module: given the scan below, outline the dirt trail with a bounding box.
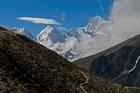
[77,70,89,93]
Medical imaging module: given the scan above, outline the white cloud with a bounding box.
[17,17,61,25]
[108,0,140,44]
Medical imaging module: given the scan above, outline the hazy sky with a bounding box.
[0,0,113,35]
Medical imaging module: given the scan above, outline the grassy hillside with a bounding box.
[0,27,139,93]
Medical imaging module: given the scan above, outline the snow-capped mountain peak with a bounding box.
[52,16,110,61]
[84,16,108,35]
[39,25,55,35]
[13,27,27,35]
[37,25,65,47]
[11,27,35,40]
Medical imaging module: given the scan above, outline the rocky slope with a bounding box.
[74,33,140,87]
[0,26,139,93]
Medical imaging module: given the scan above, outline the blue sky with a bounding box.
[0,0,113,35]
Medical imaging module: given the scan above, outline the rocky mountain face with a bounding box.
[0,26,139,93]
[74,33,140,87]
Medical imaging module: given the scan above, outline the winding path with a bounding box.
[77,70,89,93]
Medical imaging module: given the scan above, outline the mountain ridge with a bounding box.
[74,32,140,64]
[0,26,139,93]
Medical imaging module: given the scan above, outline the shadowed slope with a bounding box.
[74,33,140,87]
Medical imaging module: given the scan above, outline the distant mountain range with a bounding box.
[1,26,139,93]
[10,16,110,61]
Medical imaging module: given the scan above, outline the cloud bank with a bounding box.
[17,17,61,25]
[108,0,140,44]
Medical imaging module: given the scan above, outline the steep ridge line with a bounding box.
[76,70,89,93]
